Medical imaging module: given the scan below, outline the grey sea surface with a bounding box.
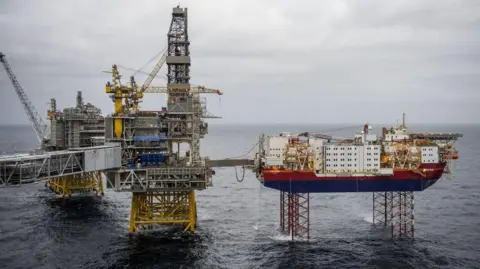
[0,123,479,269]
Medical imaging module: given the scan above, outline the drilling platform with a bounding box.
[102,6,223,233]
[252,114,463,240]
[0,52,118,196]
[0,5,246,234]
[45,91,107,195]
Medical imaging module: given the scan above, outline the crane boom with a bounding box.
[0,52,48,143]
[140,49,167,92]
[143,85,223,95]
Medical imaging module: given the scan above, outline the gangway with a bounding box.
[0,143,121,186]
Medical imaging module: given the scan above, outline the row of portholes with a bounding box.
[326,146,379,151]
[325,169,380,173]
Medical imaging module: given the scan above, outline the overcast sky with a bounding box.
[0,0,479,126]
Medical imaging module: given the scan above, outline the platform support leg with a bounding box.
[45,172,105,197]
[128,191,197,233]
[373,192,392,227]
[391,191,414,239]
[373,191,414,239]
[280,191,309,241]
[97,172,104,196]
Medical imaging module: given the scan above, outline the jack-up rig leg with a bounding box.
[280,191,310,240]
[128,191,197,233]
[373,192,392,227]
[373,191,414,239]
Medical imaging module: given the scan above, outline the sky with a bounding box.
[0,0,479,126]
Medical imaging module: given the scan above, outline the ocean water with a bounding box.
[0,123,479,269]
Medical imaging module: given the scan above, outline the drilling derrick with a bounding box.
[104,6,220,233]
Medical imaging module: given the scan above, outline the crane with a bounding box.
[106,47,222,115]
[0,52,49,144]
[130,49,168,111]
[143,85,223,95]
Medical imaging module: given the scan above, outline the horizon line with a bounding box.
[0,122,478,127]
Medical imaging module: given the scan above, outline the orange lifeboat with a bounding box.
[443,149,459,159]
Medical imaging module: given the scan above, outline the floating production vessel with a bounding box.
[254,114,462,239]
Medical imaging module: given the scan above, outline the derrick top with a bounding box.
[173,6,187,15]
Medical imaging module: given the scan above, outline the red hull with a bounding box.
[263,163,446,181]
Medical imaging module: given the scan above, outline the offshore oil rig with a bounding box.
[252,114,462,240]
[0,5,463,240]
[0,6,245,234]
[0,51,116,196]
[101,6,225,232]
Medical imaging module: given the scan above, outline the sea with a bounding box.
[0,123,479,269]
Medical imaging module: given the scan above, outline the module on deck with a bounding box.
[255,115,462,193]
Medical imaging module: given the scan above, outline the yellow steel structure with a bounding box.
[105,64,136,138]
[45,172,104,198]
[128,191,197,233]
[106,66,223,116]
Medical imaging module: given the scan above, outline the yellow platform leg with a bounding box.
[128,191,197,233]
[45,172,104,197]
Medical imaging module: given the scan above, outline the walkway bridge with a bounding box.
[0,144,122,186]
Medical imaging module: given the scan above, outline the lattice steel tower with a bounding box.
[166,6,203,164]
[167,7,190,85]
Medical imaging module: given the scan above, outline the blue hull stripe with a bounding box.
[263,179,439,193]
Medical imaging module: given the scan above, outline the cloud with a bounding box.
[0,0,479,126]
